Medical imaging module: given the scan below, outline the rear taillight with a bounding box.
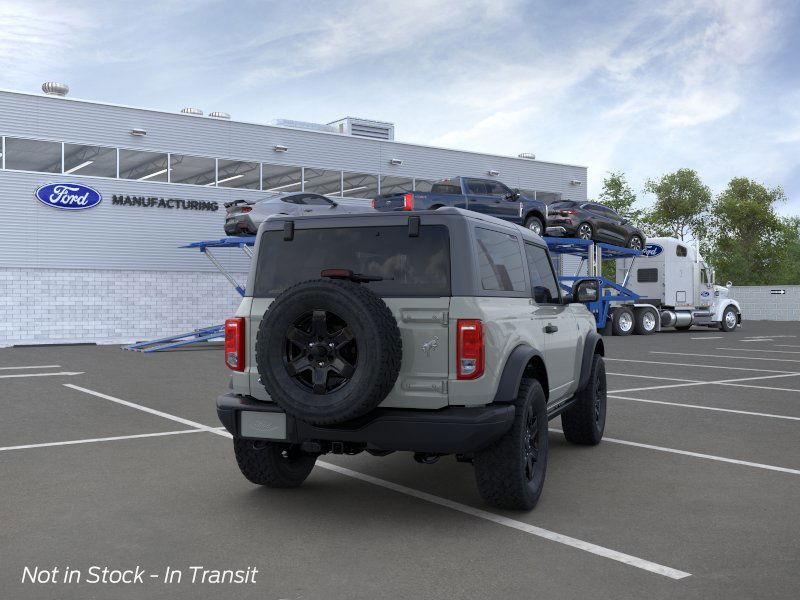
[225,318,245,371]
[240,207,252,213]
[457,319,484,380]
[402,193,414,210]
[560,209,577,215]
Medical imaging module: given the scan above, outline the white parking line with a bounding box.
[63,384,690,580]
[0,371,84,379]
[550,428,800,476]
[607,373,701,383]
[316,461,691,580]
[0,365,61,370]
[651,351,800,364]
[716,348,800,354]
[776,344,800,349]
[690,336,723,340]
[0,429,204,452]
[64,384,227,435]
[606,358,797,374]
[609,372,800,394]
[609,395,800,422]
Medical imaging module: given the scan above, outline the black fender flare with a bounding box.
[492,344,547,403]
[578,331,604,391]
[523,210,546,227]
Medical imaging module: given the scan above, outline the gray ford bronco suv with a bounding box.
[217,208,606,510]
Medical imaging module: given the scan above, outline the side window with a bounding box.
[485,181,511,197]
[524,244,561,304]
[676,245,688,257]
[474,228,527,292]
[700,268,710,284]
[637,268,658,283]
[466,179,489,195]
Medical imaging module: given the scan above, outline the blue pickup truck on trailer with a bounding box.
[372,176,548,235]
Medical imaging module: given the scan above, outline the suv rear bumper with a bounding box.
[217,393,515,454]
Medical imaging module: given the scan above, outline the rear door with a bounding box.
[525,243,578,400]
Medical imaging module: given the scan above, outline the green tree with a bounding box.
[598,171,643,226]
[705,177,789,285]
[642,169,711,241]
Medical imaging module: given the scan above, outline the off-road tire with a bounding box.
[633,307,657,335]
[256,279,402,425]
[611,307,634,336]
[524,216,545,236]
[473,379,548,510]
[561,354,606,445]
[234,438,316,488]
[719,306,738,332]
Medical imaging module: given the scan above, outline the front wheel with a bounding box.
[524,216,544,236]
[474,379,548,510]
[576,222,593,240]
[719,307,738,332]
[611,307,634,336]
[562,354,606,445]
[627,235,644,251]
[234,438,317,488]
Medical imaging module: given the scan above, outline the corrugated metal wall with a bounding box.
[0,89,587,272]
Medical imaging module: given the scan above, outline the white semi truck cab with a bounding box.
[615,237,741,332]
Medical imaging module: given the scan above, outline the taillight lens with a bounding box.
[240,206,252,213]
[457,319,484,380]
[402,193,414,210]
[560,209,577,215]
[225,318,245,371]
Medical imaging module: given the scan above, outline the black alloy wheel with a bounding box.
[523,408,540,482]
[284,309,357,395]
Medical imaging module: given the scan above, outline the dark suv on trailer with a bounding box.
[546,200,646,250]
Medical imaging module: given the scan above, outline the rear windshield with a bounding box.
[254,225,451,297]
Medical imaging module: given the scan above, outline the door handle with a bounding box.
[545,324,558,334]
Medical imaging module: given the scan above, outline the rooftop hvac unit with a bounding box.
[328,117,395,141]
[209,111,230,119]
[181,107,204,116]
[42,82,69,96]
[269,119,337,134]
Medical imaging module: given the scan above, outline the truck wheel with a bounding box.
[233,438,316,488]
[633,308,657,335]
[524,216,544,236]
[256,279,402,425]
[611,307,634,336]
[473,378,548,510]
[719,306,738,332]
[561,354,606,445]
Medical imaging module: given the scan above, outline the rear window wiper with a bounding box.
[321,269,384,283]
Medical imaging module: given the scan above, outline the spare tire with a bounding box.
[256,279,402,425]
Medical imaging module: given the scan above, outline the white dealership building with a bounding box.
[0,85,587,346]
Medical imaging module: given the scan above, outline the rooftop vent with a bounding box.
[269,119,337,134]
[209,111,230,119]
[518,152,536,160]
[42,82,69,97]
[329,117,394,141]
[180,107,203,116]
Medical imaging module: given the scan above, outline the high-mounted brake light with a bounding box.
[225,318,245,371]
[402,193,414,211]
[457,319,484,380]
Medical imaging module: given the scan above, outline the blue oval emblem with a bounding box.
[35,183,102,210]
[642,244,663,257]
[700,290,710,297]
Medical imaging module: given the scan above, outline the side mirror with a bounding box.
[329,201,338,208]
[505,192,519,201]
[562,292,573,304]
[573,279,599,303]
[726,281,732,288]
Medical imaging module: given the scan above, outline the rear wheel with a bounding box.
[562,354,606,445]
[627,235,644,251]
[634,308,657,335]
[576,222,593,240]
[474,379,548,510]
[524,216,544,236]
[611,307,634,336]
[234,438,317,488]
[720,307,738,332]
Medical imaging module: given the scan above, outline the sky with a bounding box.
[1,0,799,213]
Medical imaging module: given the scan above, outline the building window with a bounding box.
[379,175,413,195]
[63,144,117,177]
[262,164,302,193]
[217,159,260,189]
[414,178,436,192]
[341,171,378,198]
[4,138,61,173]
[474,227,526,292]
[119,149,169,182]
[170,154,216,186]
[304,168,342,196]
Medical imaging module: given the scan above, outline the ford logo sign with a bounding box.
[642,244,663,257]
[35,183,102,210]
[700,290,710,297]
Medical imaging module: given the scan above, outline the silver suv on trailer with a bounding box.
[217,208,606,509]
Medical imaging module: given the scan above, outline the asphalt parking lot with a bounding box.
[2,321,799,599]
